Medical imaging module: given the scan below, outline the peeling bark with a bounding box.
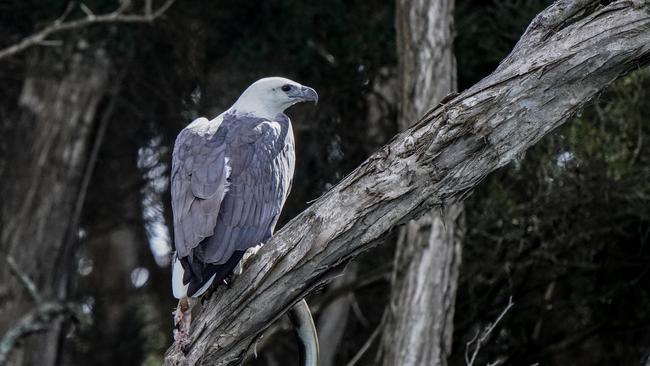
[384,206,462,366]
[382,0,461,365]
[162,1,650,364]
[395,0,456,128]
[0,47,111,366]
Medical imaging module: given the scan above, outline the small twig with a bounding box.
[145,0,153,16]
[628,122,643,167]
[311,263,391,310]
[79,3,95,18]
[465,296,514,366]
[0,302,73,366]
[115,0,132,14]
[349,294,369,327]
[0,0,176,60]
[6,256,41,304]
[345,311,387,366]
[54,2,76,25]
[35,40,64,47]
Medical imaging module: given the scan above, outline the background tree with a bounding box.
[0,44,111,366]
[382,1,462,366]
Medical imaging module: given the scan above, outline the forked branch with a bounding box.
[0,0,175,60]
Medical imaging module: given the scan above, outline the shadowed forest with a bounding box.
[1,1,650,365]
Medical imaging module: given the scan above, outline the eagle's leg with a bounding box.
[222,244,263,288]
[232,244,263,277]
[173,296,192,351]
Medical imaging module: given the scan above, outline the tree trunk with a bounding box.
[162,2,650,364]
[0,47,111,366]
[383,1,461,365]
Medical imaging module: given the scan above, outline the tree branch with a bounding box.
[6,256,41,304]
[2,256,77,366]
[0,0,175,60]
[0,302,74,366]
[465,297,514,366]
[163,1,650,364]
[345,310,387,366]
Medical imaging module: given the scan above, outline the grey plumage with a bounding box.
[171,111,295,295]
[170,76,316,298]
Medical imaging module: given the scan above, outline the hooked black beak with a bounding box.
[299,85,318,104]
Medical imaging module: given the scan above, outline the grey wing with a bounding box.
[198,121,295,264]
[171,117,230,259]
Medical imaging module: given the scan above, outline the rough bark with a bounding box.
[385,207,462,366]
[0,47,111,366]
[162,1,650,364]
[383,1,462,365]
[395,0,456,127]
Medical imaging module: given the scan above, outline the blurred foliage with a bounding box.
[457,56,650,366]
[450,1,650,365]
[455,0,552,88]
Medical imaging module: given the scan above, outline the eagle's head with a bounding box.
[231,77,318,119]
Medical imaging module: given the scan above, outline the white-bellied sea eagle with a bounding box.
[169,77,319,364]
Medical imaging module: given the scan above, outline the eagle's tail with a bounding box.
[172,251,246,298]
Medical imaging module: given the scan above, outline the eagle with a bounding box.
[169,77,318,353]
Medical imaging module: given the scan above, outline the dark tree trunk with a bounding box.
[383,1,462,365]
[0,47,111,366]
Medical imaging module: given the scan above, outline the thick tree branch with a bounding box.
[163,1,650,364]
[0,0,175,60]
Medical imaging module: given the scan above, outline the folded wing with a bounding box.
[171,117,230,259]
[171,114,294,295]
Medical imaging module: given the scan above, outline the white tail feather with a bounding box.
[172,257,188,299]
[172,256,216,298]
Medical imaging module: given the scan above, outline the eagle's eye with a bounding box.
[281,84,292,92]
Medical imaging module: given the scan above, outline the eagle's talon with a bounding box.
[201,284,218,303]
[224,273,236,288]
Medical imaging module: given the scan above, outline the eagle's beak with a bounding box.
[300,86,318,104]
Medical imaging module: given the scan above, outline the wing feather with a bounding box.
[173,114,295,275]
[198,118,295,263]
[171,116,229,258]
